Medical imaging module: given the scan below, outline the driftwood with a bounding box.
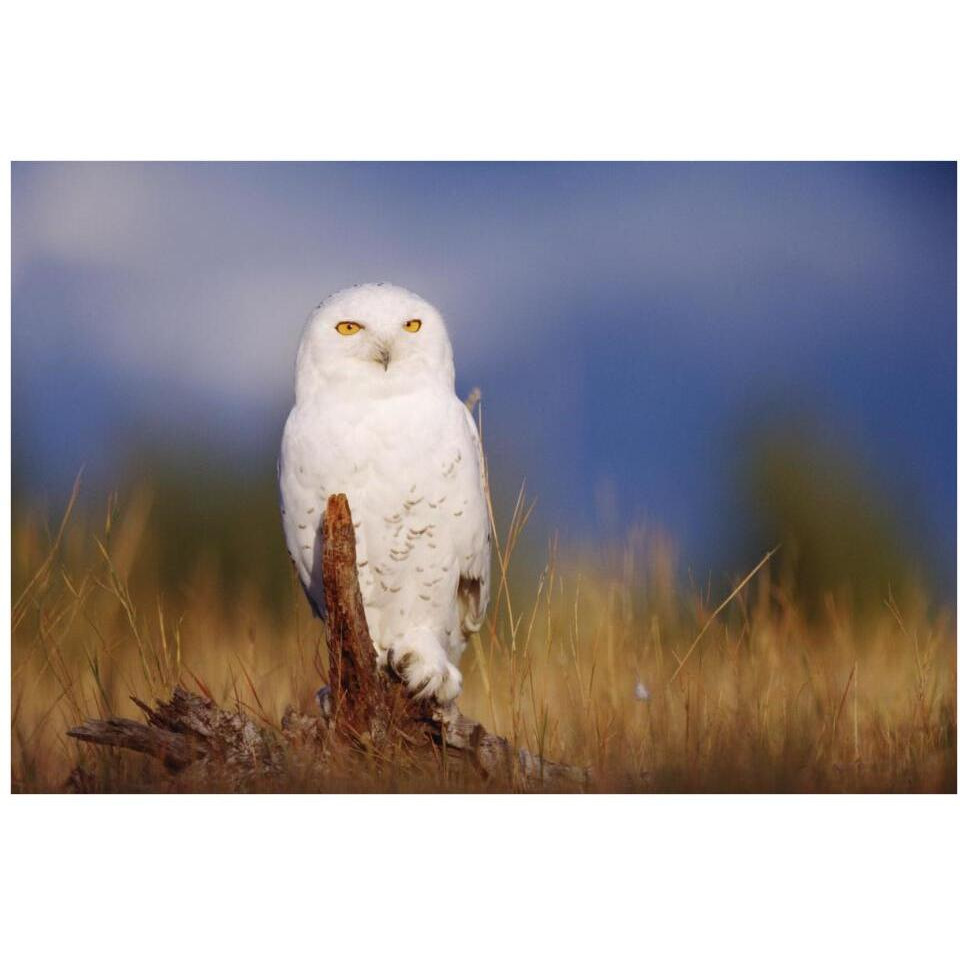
[67,494,588,790]
[68,686,287,780]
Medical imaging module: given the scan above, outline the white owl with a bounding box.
[279,283,491,703]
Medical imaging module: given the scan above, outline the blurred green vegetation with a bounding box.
[742,422,922,618]
[12,417,937,631]
[118,444,293,619]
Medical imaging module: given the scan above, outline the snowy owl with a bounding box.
[279,283,491,703]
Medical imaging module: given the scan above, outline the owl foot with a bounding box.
[386,638,462,704]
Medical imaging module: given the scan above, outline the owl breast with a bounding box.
[279,381,489,664]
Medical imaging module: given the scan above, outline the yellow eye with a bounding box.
[404,319,422,333]
[335,321,363,336]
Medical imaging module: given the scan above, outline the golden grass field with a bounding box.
[11,478,957,793]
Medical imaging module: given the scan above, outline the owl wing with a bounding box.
[455,401,491,634]
[278,406,326,619]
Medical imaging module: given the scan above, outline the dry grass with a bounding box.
[11,479,956,793]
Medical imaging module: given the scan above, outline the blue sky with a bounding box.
[11,162,957,586]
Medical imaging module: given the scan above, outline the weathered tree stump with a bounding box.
[67,494,588,790]
[321,494,390,744]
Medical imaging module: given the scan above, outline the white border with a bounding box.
[3,2,959,160]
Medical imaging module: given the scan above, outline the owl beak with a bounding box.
[373,342,392,371]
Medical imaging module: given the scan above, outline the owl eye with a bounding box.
[403,319,422,333]
[335,321,363,336]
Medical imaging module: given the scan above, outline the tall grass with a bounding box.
[10,479,956,792]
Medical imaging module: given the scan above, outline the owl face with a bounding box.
[296,283,454,398]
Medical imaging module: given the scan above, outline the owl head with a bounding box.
[295,282,455,399]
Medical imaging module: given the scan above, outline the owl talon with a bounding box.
[315,686,333,718]
[384,637,462,703]
[409,675,433,699]
[386,648,414,681]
